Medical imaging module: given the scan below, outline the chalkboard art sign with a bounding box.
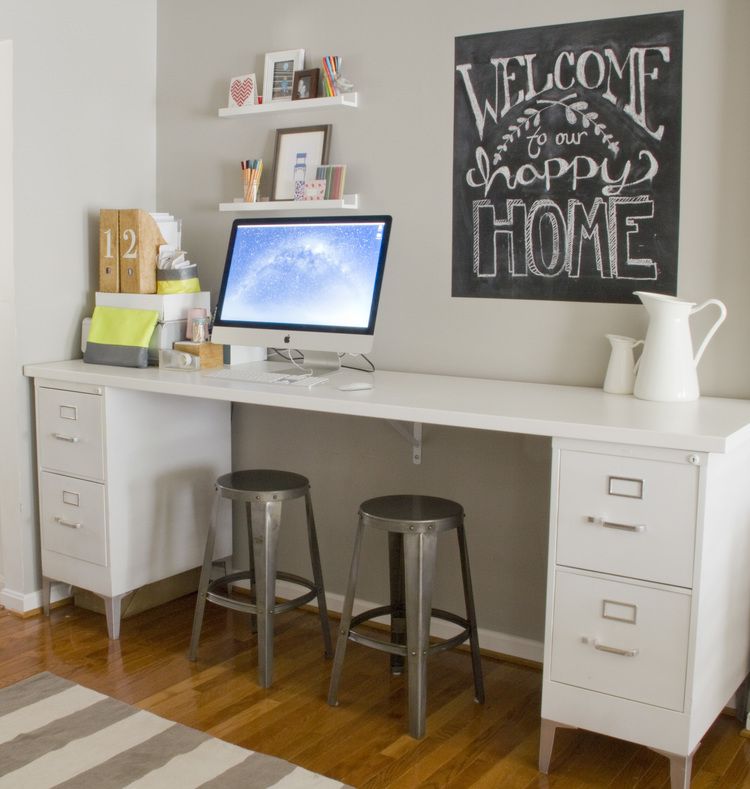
[452,12,683,303]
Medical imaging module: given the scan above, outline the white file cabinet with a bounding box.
[541,438,750,789]
[34,377,231,639]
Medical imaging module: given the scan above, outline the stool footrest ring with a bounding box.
[347,604,471,656]
[206,570,319,615]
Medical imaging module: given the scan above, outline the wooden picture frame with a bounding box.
[263,49,305,103]
[271,124,331,201]
[292,68,319,101]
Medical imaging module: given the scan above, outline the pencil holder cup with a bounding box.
[242,170,258,202]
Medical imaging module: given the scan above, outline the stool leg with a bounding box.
[327,516,366,706]
[189,489,221,661]
[404,529,438,739]
[244,501,258,635]
[388,532,406,675]
[304,490,333,658]
[250,499,281,688]
[457,519,485,704]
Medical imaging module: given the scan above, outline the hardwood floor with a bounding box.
[1,596,750,787]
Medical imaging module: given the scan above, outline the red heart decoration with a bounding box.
[230,78,253,106]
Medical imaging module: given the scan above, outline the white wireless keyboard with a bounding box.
[205,367,328,387]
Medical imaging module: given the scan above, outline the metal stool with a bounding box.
[189,469,332,687]
[327,494,484,738]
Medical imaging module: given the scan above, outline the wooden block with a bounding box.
[98,209,120,292]
[173,341,225,369]
[119,209,165,294]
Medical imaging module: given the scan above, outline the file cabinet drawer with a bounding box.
[550,569,690,711]
[40,472,107,567]
[556,449,698,587]
[37,387,105,480]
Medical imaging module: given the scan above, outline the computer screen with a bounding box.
[211,215,391,369]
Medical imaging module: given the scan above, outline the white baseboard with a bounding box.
[0,576,544,665]
[0,582,71,614]
[275,579,543,665]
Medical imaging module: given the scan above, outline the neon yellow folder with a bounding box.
[84,306,159,368]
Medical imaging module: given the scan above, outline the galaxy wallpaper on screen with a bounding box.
[220,222,386,328]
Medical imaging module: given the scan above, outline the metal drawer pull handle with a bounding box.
[587,516,645,533]
[53,433,80,443]
[593,638,639,658]
[54,516,82,529]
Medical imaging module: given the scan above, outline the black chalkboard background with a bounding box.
[452,12,683,303]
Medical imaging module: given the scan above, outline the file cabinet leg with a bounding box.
[103,594,124,640]
[538,718,575,773]
[652,747,697,789]
[538,718,556,773]
[42,577,51,617]
[669,754,692,789]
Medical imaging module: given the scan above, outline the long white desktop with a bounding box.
[24,357,750,789]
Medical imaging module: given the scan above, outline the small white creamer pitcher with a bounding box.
[633,291,727,402]
[603,335,643,395]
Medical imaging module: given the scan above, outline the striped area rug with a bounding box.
[0,673,349,788]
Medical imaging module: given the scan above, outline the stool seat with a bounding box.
[360,495,463,531]
[189,468,332,687]
[328,494,484,739]
[216,469,310,500]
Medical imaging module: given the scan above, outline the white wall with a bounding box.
[155,0,750,656]
[0,0,158,610]
[0,41,14,594]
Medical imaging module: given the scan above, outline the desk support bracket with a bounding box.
[387,421,423,464]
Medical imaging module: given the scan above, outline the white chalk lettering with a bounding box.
[456,44,671,141]
[468,147,658,196]
[473,197,655,281]
[601,46,670,140]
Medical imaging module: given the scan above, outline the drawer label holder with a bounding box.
[602,598,638,624]
[59,405,78,421]
[608,475,644,499]
[62,490,80,507]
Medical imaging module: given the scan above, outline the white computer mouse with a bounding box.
[337,382,373,391]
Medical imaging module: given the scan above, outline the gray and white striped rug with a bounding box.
[0,673,349,788]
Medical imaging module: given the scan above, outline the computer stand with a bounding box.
[280,350,342,378]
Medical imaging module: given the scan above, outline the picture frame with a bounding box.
[292,68,319,101]
[227,73,257,109]
[271,124,331,201]
[263,49,305,103]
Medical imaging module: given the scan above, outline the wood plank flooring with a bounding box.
[1,596,749,787]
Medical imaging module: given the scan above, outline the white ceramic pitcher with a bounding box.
[633,291,727,402]
[603,335,643,395]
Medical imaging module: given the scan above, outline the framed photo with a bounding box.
[227,73,257,109]
[271,124,331,201]
[263,49,305,103]
[292,68,319,101]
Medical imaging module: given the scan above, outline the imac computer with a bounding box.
[211,215,392,376]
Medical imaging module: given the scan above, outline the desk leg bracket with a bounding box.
[387,421,423,464]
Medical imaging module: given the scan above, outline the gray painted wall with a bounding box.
[155,0,750,651]
[0,0,157,608]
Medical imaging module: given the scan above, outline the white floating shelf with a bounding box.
[219,93,358,117]
[219,195,359,212]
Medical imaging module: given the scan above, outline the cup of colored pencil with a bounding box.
[241,159,262,202]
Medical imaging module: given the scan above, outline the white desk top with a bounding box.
[23,359,750,454]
